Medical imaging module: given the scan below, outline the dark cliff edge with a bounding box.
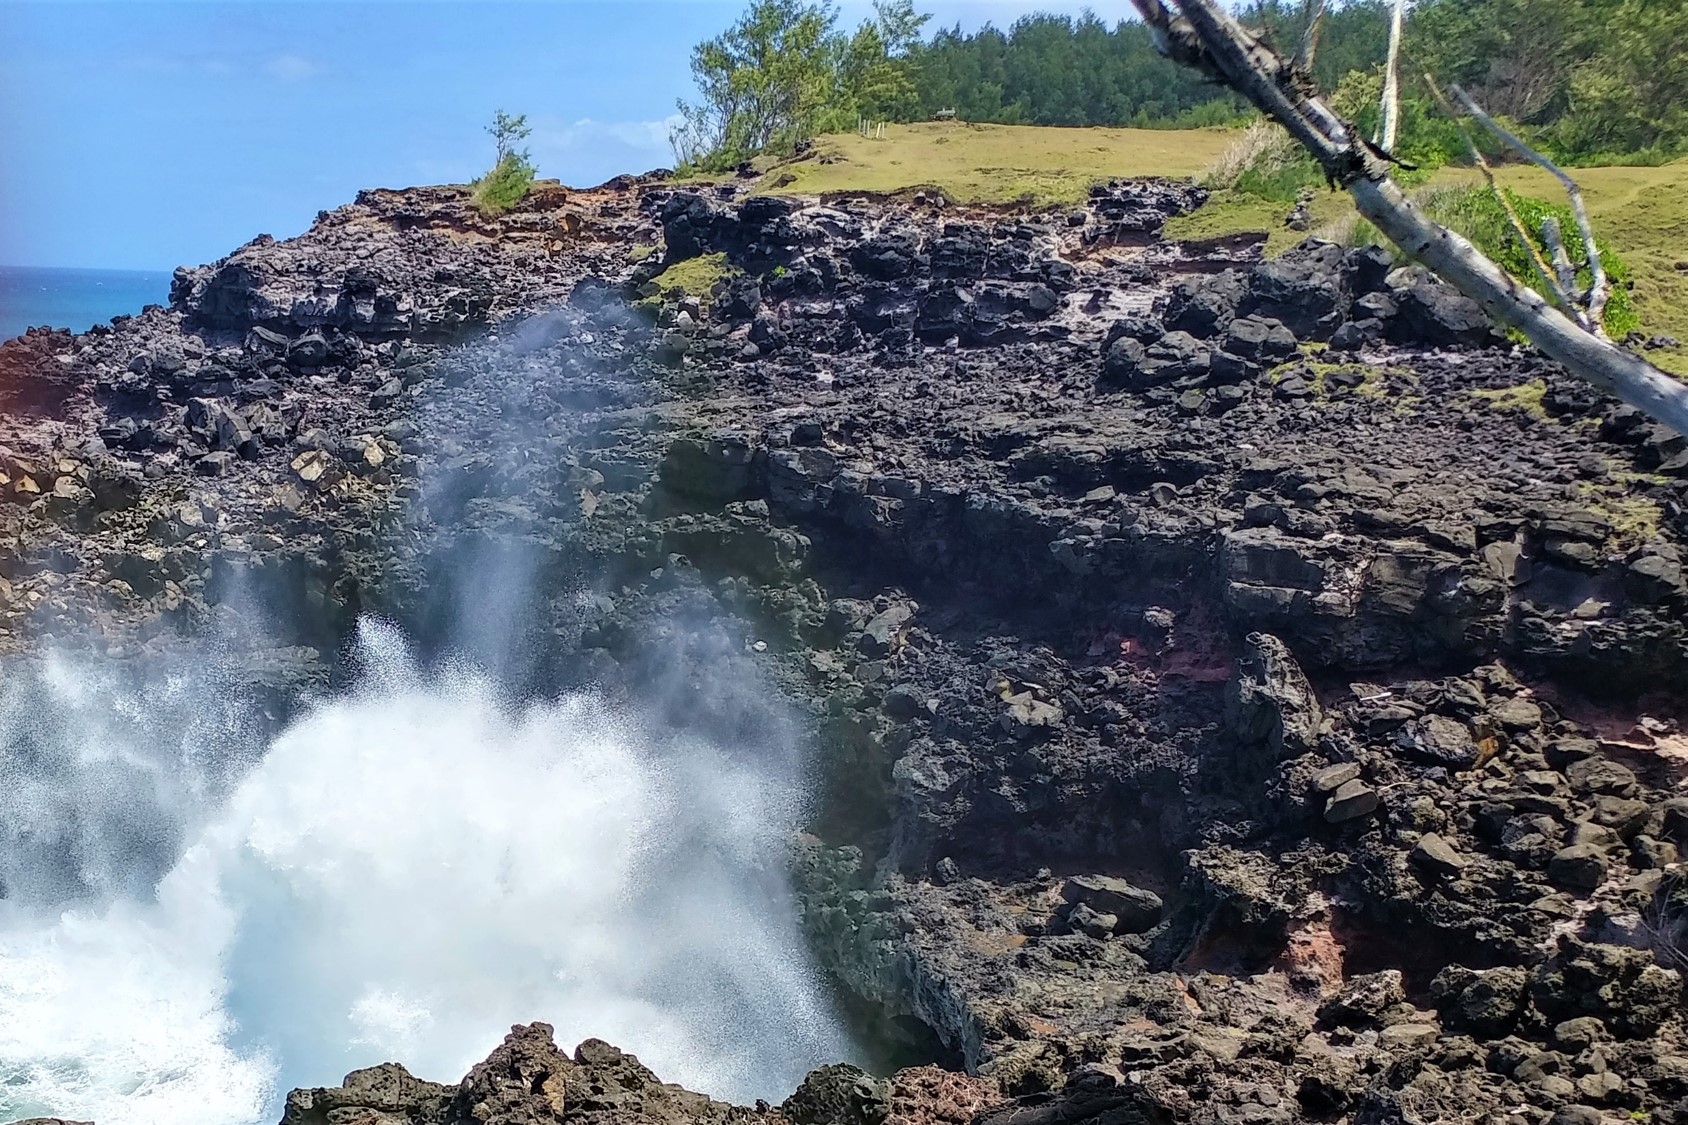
[4,170,1688,1125]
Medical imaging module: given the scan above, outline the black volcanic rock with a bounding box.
[3,171,1688,1125]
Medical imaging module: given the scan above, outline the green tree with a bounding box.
[670,0,844,170]
[839,1,931,122]
[487,110,533,163]
[1551,0,1688,157]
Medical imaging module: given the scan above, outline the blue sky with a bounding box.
[0,1,1144,271]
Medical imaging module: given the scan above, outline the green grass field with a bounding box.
[738,122,1687,373]
[753,120,1234,206]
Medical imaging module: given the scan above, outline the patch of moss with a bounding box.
[1164,187,1351,254]
[649,253,732,301]
[628,243,657,263]
[1269,360,1413,400]
[1470,379,1550,421]
[1574,484,1664,550]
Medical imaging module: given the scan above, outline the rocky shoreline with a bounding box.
[4,168,1688,1125]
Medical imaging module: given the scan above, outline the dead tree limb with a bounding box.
[1294,0,1328,73]
[1449,83,1611,332]
[1129,0,1688,436]
[1423,73,1577,318]
[1379,0,1407,152]
[1541,217,1581,300]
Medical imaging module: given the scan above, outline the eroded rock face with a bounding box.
[4,170,1688,1125]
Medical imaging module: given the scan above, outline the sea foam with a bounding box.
[0,619,851,1125]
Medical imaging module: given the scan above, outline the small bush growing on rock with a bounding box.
[473,109,536,216]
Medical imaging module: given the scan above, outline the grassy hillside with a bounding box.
[1483,162,1688,374]
[753,121,1233,206]
[742,123,1687,375]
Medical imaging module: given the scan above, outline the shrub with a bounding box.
[1204,120,1299,192]
[472,152,536,216]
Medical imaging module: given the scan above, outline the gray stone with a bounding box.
[1320,969,1406,1028]
[1548,843,1610,891]
[1492,696,1544,731]
[1569,820,1621,851]
[1411,832,1468,876]
[1061,875,1165,933]
[1378,1022,1439,1049]
[1311,761,1361,794]
[1435,965,1527,1036]
[1550,1017,1608,1052]
[783,1063,891,1125]
[1566,756,1640,798]
[1395,714,1477,768]
[1588,795,1652,838]
[1068,900,1119,939]
[859,603,914,655]
[880,685,925,721]
[1547,1107,1604,1125]
[1325,779,1380,823]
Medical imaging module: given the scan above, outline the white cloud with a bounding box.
[265,54,319,83]
[528,114,686,185]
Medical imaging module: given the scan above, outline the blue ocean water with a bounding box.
[0,265,174,342]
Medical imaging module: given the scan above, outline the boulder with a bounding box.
[1566,756,1640,798]
[1241,240,1348,339]
[1061,875,1165,933]
[1320,970,1406,1028]
[1222,315,1298,362]
[1101,331,1209,388]
[1411,832,1469,876]
[783,1064,892,1125]
[1389,268,1499,347]
[860,603,915,655]
[1431,965,1527,1036]
[1311,762,1362,794]
[1531,940,1684,1037]
[1395,714,1478,768]
[1548,843,1610,890]
[659,191,723,260]
[1227,633,1322,757]
[1164,270,1247,338]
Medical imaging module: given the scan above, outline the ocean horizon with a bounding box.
[0,264,174,342]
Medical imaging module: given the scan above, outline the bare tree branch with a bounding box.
[1378,0,1407,152]
[1423,73,1577,319]
[1294,0,1328,74]
[1541,217,1581,300]
[1125,0,1688,436]
[1449,83,1611,334]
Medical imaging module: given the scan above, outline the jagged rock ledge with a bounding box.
[270,1023,1003,1125]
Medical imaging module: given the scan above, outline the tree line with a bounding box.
[671,0,1687,171]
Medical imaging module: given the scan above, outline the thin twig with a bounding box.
[1449,83,1610,334]
[1424,74,1578,320]
[1378,0,1406,151]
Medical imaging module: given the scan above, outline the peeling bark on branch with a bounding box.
[1379,0,1406,152]
[1128,0,1688,436]
[1449,83,1612,332]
